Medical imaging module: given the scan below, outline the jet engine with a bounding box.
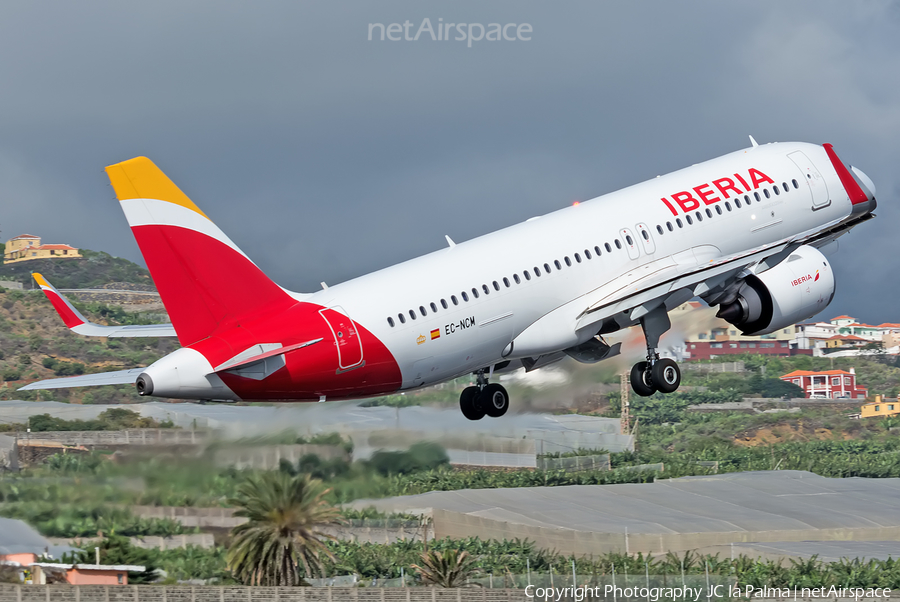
[715,245,835,336]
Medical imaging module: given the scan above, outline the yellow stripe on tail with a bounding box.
[106,157,209,219]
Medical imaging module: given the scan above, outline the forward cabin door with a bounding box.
[635,223,656,256]
[319,307,364,372]
[619,227,641,261]
[788,151,830,209]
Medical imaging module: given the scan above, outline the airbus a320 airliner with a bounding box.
[23,139,876,420]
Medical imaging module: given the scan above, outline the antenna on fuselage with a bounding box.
[445,235,456,248]
[749,135,759,148]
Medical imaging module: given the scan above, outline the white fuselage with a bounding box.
[301,142,855,390]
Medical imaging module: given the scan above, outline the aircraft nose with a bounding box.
[850,165,876,200]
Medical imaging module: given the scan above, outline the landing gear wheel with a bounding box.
[630,361,656,397]
[480,383,509,418]
[459,386,485,420]
[651,358,681,394]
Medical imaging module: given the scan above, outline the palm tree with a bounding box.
[412,548,479,587]
[226,472,343,586]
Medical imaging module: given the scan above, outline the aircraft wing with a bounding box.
[516,212,872,354]
[18,368,146,391]
[579,212,872,332]
[33,273,177,338]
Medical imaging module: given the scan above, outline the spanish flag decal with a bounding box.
[430,329,441,340]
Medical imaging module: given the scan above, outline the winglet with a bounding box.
[33,272,177,338]
[33,272,88,329]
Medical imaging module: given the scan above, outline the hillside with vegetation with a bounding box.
[0,249,153,289]
[0,285,175,403]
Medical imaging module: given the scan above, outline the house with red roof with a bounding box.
[3,235,81,264]
[780,368,867,399]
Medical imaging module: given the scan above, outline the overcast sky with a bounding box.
[1,1,897,323]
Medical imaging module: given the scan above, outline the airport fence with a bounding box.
[536,454,610,472]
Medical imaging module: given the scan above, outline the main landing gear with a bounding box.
[459,367,509,420]
[630,307,682,397]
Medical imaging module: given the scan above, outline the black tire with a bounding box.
[459,386,485,420]
[480,383,510,418]
[652,358,681,393]
[630,361,656,397]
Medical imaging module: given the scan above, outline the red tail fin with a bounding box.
[106,157,296,346]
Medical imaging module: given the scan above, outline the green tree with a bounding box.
[411,548,478,587]
[747,375,804,398]
[226,472,343,586]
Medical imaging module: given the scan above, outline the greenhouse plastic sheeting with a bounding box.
[351,471,900,556]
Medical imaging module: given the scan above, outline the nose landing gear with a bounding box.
[629,307,682,397]
[459,367,510,420]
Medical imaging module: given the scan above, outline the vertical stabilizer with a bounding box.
[106,157,295,346]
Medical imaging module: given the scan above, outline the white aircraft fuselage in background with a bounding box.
[25,140,877,420]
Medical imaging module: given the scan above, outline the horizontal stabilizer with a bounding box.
[214,338,323,372]
[34,273,177,338]
[19,368,146,391]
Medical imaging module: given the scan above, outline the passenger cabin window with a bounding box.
[430,302,438,312]
[792,179,799,189]
[451,295,459,305]
[725,202,732,211]
[685,214,693,225]
[715,205,722,215]
[773,186,780,196]
[493,281,500,291]
[441,299,448,309]
[565,256,572,266]
[614,239,622,249]
[409,310,416,320]
[419,306,427,316]
[461,291,469,301]
[625,235,633,245]
[472,288,479,298]
[387,317,395,327]
[534,267,542,277]
[656,225,664,235]
[398,313,406,324]
[764,188,770,198]
[514,274,521,283]
[502,277,510,287]
[705,208,712,218]
[554,260,562,270]
[735,198,742,208]
[544,263,551,272]
[575,253,582,262]
[676,218,683,227]
[482,284,490,295]
[695,211,703,222]
[524,270,531,280]
[754,192,761,202]
[667,221,674,231]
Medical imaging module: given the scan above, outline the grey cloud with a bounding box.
[0,1,897,322]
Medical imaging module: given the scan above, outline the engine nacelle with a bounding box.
[716,245,835,336]
[136,347,236,401]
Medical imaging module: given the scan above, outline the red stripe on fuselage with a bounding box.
[190,302,402,400]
